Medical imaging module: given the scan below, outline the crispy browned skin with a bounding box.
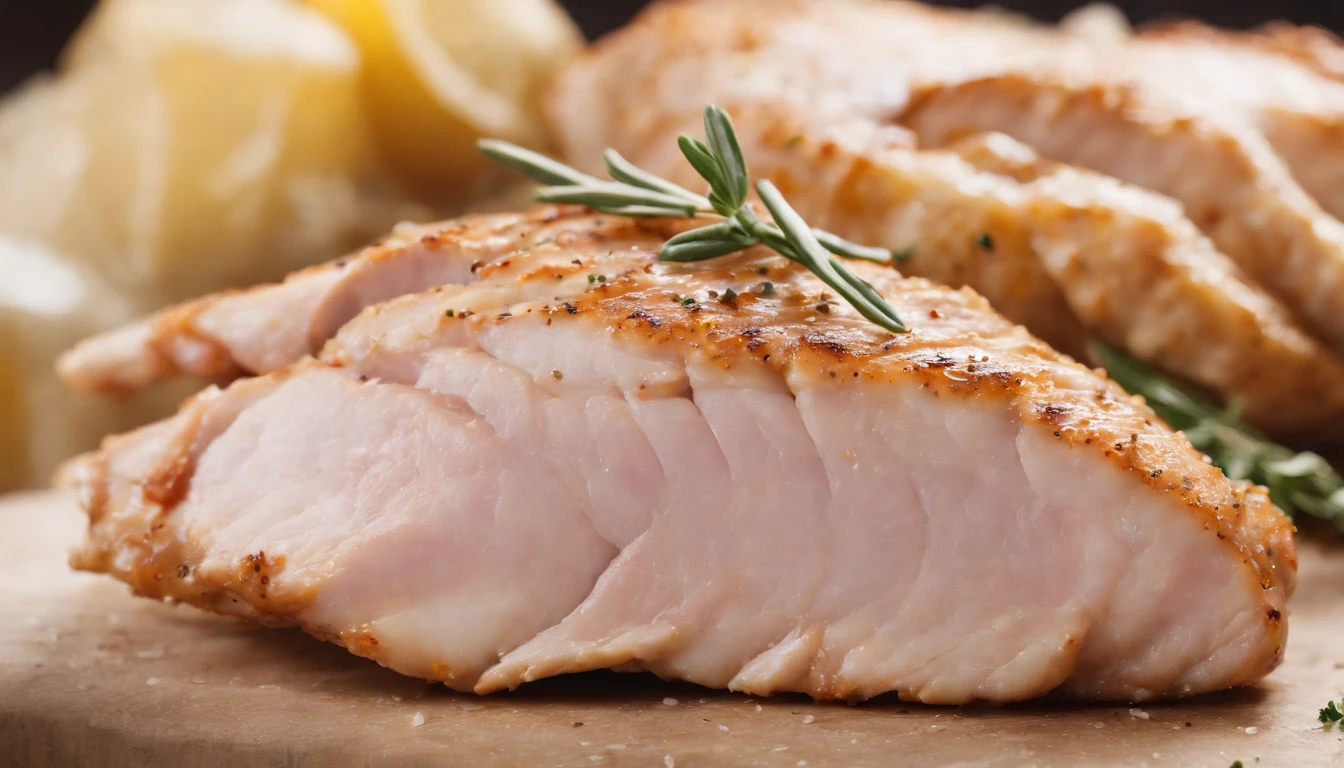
[63,209,1295,701]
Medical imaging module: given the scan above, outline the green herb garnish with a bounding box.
[1320,700,1343,726]
[977,233,994,251]
[478,106,907,334]
[1097,344,1344,532]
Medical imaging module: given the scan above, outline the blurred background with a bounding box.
[0,0,1341,493]
[4,0,1343,92]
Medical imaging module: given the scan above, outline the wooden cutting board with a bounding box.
[4,490,1344,768]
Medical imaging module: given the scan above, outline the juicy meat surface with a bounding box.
[64,208,1295,704]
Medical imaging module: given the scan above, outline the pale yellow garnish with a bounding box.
[306,0,582,200]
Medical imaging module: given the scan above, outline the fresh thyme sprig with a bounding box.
[477,105,908,333]
[1097,344,1344,532]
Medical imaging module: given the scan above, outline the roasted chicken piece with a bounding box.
[63,208,1294,703]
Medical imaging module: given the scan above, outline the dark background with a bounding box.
[2,0,1342,95]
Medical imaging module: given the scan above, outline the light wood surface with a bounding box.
[4,490,1344,767]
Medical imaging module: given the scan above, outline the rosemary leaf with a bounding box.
[757,180,906,333]
[603,148,710,207]
[664,220,750,245]
[534,183,698,216]
[661,221,757,262]
[662,237,759,263]
[831,257,909,331]
[812,230,893,264]
[478,139,597,186]
[703,105,750,210]
[677,136,727,198]
[605,205,708,219]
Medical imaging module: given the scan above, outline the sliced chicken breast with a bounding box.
[64,209,1294,704]
[902,69,1344,358]
[1126,23,1344,224]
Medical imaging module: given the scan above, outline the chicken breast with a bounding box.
[63,208,1294,704]
[557,0,1344,360]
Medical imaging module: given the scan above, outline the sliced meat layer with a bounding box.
[64,209,1295,704]
[56,208,622,394]
[901,69,1344,357]
[1127,22,1344,224]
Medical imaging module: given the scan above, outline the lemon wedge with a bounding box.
[0,0,417,306]
[307,0,582,199]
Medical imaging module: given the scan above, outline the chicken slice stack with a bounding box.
[550,0,1344,446]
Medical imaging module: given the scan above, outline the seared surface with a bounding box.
[64,209,1294,704]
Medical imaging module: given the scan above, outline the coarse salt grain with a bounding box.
[1245,726,1259,734]
[145,677,162,686]
[664,756,675,768]
[410,713,425,727]
[802,715,815,724]
[1129,708,1150,720]
[719,725,729,732]
[663,697,679,706]
[458,701,484,711]
[1093,722,1104,729]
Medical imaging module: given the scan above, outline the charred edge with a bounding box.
[627,308,662,328]
[801,333,851,358]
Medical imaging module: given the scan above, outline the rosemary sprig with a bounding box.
[1097,344,1344,532]
[477,105,907,333]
